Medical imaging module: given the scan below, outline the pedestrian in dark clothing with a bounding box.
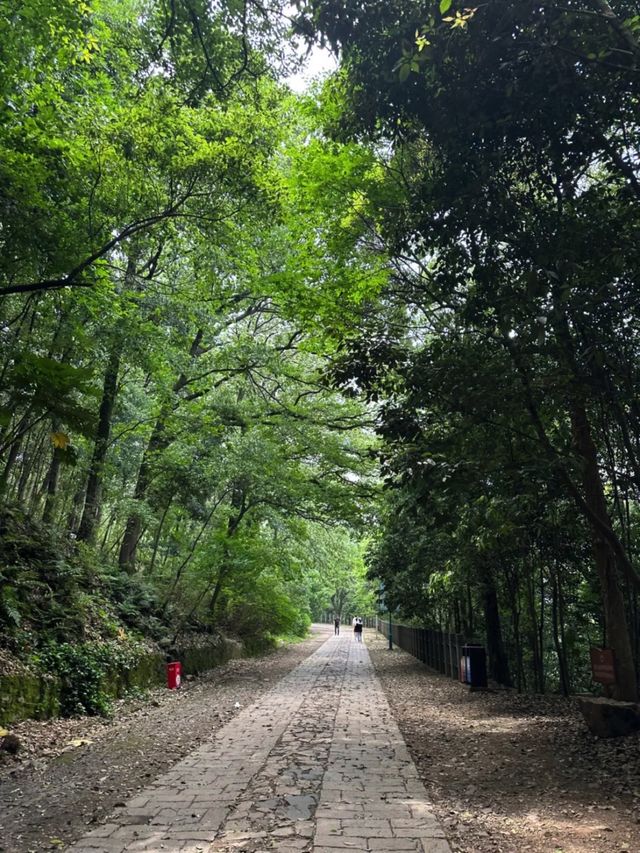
[334,616,340,635]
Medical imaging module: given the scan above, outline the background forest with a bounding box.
[0,0,377,714]
[3,0,640,715]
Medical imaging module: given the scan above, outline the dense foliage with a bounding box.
[4,0,640,713]
[0,0,379,711]
[297,0,640,698]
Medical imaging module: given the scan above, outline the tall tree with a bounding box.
[302,0,640,700]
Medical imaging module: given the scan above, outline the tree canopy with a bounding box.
[3,0,640,708]
[296,0,640,699]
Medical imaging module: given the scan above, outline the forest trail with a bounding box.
[65,628,450,853]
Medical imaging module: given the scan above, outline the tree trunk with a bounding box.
[467,581,474,636]
[551,564,571,696]
[42,448,62,524]
[506,566,523,691]
[77,346,121,543]
[208,487,247,615]
[569,394,638,701]
[118,330,204,571]
[208,562,229,617]
[526,564,544,693]
[551,300,638,699]
[99,508,118,552]
[67,485,86,535]
[481,564,512,686]
[507,313,638,700]
[16,447,33,503]
[331,588,348,620]
[1,436,22,494]
[148,497,172,575]
[539,561,546,691]
[118,416,169,571]
[25,427,48,511]
[41,418,63,524]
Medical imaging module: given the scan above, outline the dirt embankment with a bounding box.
[368,630,640,853]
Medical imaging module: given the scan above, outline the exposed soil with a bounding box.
[0,626,331,853]
[367,630,640,853]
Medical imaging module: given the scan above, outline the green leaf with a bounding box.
[440,0,453,14]
[525,270,539,297]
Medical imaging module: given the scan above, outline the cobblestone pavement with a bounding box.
[68,629,451,853]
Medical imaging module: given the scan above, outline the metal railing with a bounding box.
[376,617,466,681]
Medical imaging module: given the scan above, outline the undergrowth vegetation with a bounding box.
[0,499,369,717]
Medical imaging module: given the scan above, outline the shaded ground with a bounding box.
[368,630,640,853]
[59,629,450,853]
[5,624,639,853]
[0,626,331,853]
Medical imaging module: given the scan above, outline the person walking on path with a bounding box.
[334,616,340,635]
[354,617,363,643]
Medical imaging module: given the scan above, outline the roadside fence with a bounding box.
[376,617,467,681]
[318,615,486,686]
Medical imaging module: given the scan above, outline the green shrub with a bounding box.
[223,574,311,647]
[34,640,141,717]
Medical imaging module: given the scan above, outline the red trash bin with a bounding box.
[166,661,181,690]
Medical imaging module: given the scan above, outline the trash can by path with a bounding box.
[461,644,487,690]
[166,661,181,690]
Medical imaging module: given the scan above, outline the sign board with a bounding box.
[590,647,616,685]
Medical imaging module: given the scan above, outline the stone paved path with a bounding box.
[68,629,451,853]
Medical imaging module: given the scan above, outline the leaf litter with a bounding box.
[368,631,640,853]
